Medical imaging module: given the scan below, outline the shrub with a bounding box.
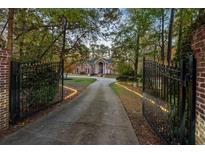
[116,75,128,81]
[21,63,60,106]
[116,62,134,76]
[116,75,135,82]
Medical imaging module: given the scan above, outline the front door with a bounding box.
[99,62,103,74]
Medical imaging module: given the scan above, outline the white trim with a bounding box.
[94,58,107,64]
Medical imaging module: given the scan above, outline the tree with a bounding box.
[0,9,8,48]
[0,8,120,62]
[176,9,183,62]
[1,8,202,68]
[90,44,110,58]
[7,8,14,53]
[161,9,165,63]
[173,9,199,64]
[112,9,156,83]
[167,8,175,66]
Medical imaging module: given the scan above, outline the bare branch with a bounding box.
[0,20,8,36]
[38,32,63,60]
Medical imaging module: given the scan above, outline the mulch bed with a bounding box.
[116,82,165,145]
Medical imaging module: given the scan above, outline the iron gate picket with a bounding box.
[142,55,196,144]
[10,61,63,124]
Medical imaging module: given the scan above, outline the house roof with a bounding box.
[87,57,112,64]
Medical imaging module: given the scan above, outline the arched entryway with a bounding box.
[98,62,104,74]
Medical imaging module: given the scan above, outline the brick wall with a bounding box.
[0,50,10,131]
[192,25,205,144]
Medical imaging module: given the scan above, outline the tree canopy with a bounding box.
[111,8,204,81]
[0,8,204,79]
[0,8,120,62]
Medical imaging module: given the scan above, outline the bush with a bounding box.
[21,63,60,106]
[116,75,128,81]
[116,75,135,82]
[30,84,57,104]
[116,62,134,76]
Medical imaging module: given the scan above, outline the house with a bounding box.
[73,57,113,75]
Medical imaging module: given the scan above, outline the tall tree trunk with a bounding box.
[61,17,67,99]
[161,9,165,64]
[177,9,183,63]
[7,8,14,53]
[154,44,157,61]
[134,35,140,84]
[61,17,67,62]
[167,8,175,66]
[19,9,26,59]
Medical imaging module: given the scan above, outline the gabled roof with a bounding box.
[87,57,112,64]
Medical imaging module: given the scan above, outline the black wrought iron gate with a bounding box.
[142,55,196,144]
[10,61,63,124]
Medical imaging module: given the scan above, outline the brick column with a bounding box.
[0,50,10,131]
[192,25,205,144]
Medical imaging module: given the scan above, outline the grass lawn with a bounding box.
[110,82,164,145]
[64,77,96,91]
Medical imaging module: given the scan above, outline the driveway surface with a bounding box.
[0,77,139,145]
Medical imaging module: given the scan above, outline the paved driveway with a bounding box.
[0,77,139,145]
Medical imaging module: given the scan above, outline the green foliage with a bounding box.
[112,8,203,69]
[173,28,193,64]
[117,62,134,76]
[0,8,121,62]
[173,9,199,64]
[30,84,57,104]
[22,63,60,106]
[90,44,110,58]
[112,9,160,78]
[115,61,135,82]
[1,8,204,66]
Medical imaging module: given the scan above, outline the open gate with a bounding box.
[142,55,196,144]
[10,61,64,124]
